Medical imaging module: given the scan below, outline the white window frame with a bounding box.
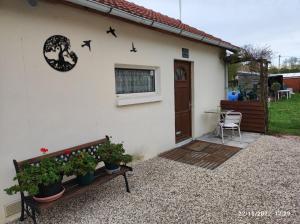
[115,64,162,106]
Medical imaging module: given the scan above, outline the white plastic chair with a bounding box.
[287,88,295,97]
[219,112,242,144]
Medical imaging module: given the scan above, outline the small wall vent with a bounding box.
[4,201,21,217]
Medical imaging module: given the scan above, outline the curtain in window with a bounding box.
[115,69,155,94]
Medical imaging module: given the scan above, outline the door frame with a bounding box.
[174,59,193,143]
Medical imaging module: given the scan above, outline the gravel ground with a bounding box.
[12,135,299,224]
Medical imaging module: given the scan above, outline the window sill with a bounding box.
[116,95,162,106]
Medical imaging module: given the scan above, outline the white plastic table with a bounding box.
[277,90,291,100]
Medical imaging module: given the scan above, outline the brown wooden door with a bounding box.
[174,60,192,143]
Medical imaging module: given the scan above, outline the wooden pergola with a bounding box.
[224,49,271,133]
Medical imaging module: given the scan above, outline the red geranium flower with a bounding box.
[64,149,71,155]
[40,148,48,153]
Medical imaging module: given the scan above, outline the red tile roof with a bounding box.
[96,0,238,50]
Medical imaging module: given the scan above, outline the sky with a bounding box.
[130,0,300,66]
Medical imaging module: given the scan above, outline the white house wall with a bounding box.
[0,0,225,220]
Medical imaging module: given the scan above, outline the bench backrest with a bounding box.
[14,136,109,172]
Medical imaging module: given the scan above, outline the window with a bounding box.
[115,68,155,94]
[114,65,161,106]
[175,67,187,81]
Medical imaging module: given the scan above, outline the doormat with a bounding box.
[159,140,241,170]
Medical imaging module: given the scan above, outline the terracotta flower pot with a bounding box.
[36,181,63,198]
[33,179,64,203]
[33,187,65,203]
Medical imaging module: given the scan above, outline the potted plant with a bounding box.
[97,137,132,174]
[4,148,64,202]
[64,151,97,186]
[271,82,281,100]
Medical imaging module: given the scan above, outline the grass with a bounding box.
[268,93,300,136]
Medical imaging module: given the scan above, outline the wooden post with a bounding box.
[259,60,269,133]
[264,61,269,132]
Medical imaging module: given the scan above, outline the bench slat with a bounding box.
[17,138,107,168]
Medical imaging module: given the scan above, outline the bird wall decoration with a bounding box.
[81,40,92,51]
[106,26,117,38]
[130,42,137,53]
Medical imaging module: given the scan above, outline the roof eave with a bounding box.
[65,0,239,52]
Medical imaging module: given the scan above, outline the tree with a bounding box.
[268,66,279,74]
[240,45,272,72]
[270,82,281,100]
[268,62,300,74]
[289,57,298,69]
[228,63,241,81]
[282,57,299,69]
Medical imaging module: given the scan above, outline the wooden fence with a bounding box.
[220,100,266,133]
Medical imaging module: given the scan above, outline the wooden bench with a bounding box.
[13,136,133,224]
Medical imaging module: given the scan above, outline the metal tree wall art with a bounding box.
[81,40,92,51]
[43,35,78,72]
[106,26,117,38]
